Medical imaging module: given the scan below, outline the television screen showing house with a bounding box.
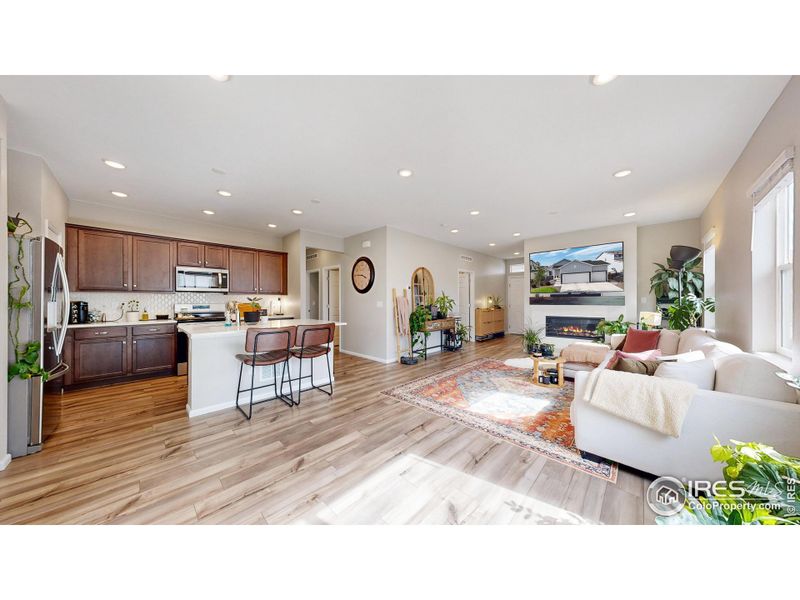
[529,242,625,305]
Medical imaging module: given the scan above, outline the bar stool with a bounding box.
[289,323,335,406]
[234,326,296,419]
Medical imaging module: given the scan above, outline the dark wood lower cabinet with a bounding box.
[73,338,129,383]
[65,325,177,389]
[131,334,176,374]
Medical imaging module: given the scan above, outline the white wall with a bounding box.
[8,149,70,243]
[341,227,389,361]
[636,218,701,313]
[523,223,638,351]
[701,76,800,367]
[0,96,9,469]
[384,227,505,361]
[69,199,283,251]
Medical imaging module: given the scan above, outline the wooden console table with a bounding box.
[417,317,459,359]
[475,308,505,341]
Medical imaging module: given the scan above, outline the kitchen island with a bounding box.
[178,319,345,417]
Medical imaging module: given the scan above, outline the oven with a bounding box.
[175,266,229,293]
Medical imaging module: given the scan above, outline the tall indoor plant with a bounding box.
[403,304,431,364]
[8,214,50,381]
[650,254,704,303]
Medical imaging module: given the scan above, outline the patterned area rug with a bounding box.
[382,358,617,482]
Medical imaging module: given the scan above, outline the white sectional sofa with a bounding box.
[570,328,800,482]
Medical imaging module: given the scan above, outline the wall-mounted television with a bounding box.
[529,241,624,305]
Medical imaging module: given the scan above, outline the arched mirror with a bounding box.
[411,267,435,308]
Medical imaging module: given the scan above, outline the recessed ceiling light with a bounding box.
[450,229,459,233]
[591,75,618,86]
[202,210,215,215]
[613,169,632,178]
[398,169,413,177]
[102,159,125,169]
[110,191,128,198]
[217,190,232,197]
[211,167,226,175]
[291,209,303,215]
[512,232,521,237]
[209,75,231,82]
[489,243,496,247]
[267,223,277,228]
[311,199,321,204]
[469,210,480,216]
[514,252,521,256]
[624,212,637,217]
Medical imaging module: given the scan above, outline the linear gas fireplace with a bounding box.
[545,316,602,340]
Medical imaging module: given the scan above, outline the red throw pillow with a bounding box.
[621,328,661,353]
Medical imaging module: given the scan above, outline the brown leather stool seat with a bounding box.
[234,326,296,419]
[288,323,335,405]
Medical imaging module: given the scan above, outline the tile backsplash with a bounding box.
[71,291,289,320]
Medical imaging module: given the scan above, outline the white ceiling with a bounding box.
[0,75,788,258]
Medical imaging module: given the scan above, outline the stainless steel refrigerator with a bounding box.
[8,236,70,457]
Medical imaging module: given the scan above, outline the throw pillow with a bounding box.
[613,358,661,375]
[656,329,680,355]
[605,348,662,369]
[621,328,661,353]
[654,359,716,390]
[714,354,797,403]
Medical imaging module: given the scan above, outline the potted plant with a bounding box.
[455,322,470,346]
[650,255,704,303]
[667,294,715,331]
[126,299,141,322]
[540,343,555,357]
[244,296,263,323]
[521,326,544,354]
[594,314,633,342]
[487,295,503,309]
[402,304,431,364]
[433,291,456,319]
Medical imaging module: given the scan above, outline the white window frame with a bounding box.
[775,174,794,356]
[508,262,524,274]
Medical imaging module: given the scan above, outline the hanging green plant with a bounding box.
[8,214,50,381]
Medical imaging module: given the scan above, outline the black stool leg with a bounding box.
[325,349,334,396]
[295,352,303,406]
[235,362,247,418]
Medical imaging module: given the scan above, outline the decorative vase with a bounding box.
[243,311,260,323]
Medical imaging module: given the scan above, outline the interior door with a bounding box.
[457,271,472,338]
[307,271,320,319]
[507,275,525,334]
[327,268,341,346]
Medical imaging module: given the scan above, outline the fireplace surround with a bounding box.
[545,316,602,340]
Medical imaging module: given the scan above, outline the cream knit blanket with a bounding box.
[582,368,696,437]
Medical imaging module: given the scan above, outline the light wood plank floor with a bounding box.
[0,336,655,524]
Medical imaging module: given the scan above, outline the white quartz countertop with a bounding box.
[178,319,346,338]
[68,319,177,329]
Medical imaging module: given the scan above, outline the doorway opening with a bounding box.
[323,266,341,347]
[507,273,524,334]
[307,270,320,319]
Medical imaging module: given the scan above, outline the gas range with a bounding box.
[174,303,227,323]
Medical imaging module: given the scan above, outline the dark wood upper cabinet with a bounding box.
[132,236,175,292]
[203,245,228,269]
[258,251,287,295]
[67,224,287,294]
[229,248,258,293]
[76,229,129,291]
[176,241,203,267]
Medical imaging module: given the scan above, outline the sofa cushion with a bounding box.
[677,328,717,354]
[699,341,743,365]
[654,358,716,390]
[606,348,662,369]
[657,329,680,355]
[622,328,661,353]
[713,354,797,403]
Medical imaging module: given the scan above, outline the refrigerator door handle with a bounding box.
[53,252,70,356]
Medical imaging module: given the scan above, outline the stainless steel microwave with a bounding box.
[176,266,229,293]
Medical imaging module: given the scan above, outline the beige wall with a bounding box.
[0,96,9,468]
[701,76,799,363]
[636,218,701,313]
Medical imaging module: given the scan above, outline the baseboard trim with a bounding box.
[0,453,11,471]
[338,349,394,364]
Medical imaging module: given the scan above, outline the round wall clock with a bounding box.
[351,256,375,294]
